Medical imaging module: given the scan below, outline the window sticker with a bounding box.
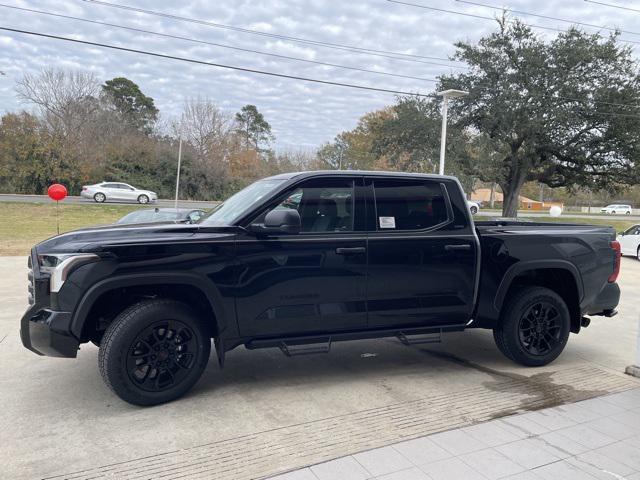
[379,216,396,229]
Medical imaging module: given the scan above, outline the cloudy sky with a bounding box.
[0,0,638,150]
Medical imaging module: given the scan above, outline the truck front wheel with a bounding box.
[493,286,570,367]
[98,299,211,406]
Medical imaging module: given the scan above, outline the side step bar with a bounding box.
[279,339,332,357]
[246,324,464,356]
[397,331,441,346]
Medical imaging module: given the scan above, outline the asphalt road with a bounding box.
[0,193,219,209]
[2,256,639,479]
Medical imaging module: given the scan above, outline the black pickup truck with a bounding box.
[21,171,621,405]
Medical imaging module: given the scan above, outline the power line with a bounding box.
[0,26,439,98]
[2,26,637,112]
[0,4,446,85]
[584,0,640,13]
[386,0,640,45]
[456,0,640,37]
[81,0,466,66]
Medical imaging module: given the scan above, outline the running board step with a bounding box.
[279,339,332,357]
[397,331,442,346]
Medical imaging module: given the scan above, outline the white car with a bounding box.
[618,224,640,260]
[600,204,632,215]
[81,182,157,204]
[467,201,480,215]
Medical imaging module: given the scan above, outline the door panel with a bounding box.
[365,178,478,328]
[235,177,367,337]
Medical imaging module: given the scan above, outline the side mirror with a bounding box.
[252,209,301,234]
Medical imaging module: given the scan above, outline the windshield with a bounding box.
[117,210,182,224]
[199,178,286,226]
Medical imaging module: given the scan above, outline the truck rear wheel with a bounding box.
[493,286,570,367]
[98,299,211,406]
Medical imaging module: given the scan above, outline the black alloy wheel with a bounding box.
[126,320,198,392]
[517,301,561,356]
[493,286,570,366]
[99,299,211,406]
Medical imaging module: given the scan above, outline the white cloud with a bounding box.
[0,0,637,148]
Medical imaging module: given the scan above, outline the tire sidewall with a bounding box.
[94,192,106,203]
[138,194,149,204]
[100,301,211,406]
[500,288,571,366]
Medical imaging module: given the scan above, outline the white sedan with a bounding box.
[81,182,157,204]
[618,224,640,261]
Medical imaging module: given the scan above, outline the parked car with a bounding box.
[81,182,158,204]
[21,171,621,405]
[467,200,480,215]
[600,204,632,215]
[117,208,206,225]
[618,224,640,260]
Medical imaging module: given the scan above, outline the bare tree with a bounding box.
[178,97,233,163]
[16,68,101,139]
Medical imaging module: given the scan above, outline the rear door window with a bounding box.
[373,179,449,231]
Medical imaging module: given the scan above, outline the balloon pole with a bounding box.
[47,184,67,235]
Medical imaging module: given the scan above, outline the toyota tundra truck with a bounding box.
[20,171,621,405]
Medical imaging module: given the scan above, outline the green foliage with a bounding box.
[235,104,273,150]
[441,17,640,216]
[102,77,159,132]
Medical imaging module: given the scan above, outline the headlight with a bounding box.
[38,254,78,273]
[38,253,100,292]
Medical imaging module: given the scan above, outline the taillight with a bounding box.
[608,240,621,283]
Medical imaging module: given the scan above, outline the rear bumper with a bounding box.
[584,282,620,317]
[20,306,78,358]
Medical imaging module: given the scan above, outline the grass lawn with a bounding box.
[0,202,143,255]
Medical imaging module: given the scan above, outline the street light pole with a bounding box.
[436,89,469,175]
[174,137,182,213]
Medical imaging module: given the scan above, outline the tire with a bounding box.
[137,194,149,204]
[626,211,631,215]
[99,299,211,406]
[470,206,478,215]
[94,192,106,203]
[493,286,570,367]
[637,246,640,261]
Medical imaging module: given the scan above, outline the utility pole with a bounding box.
[436,89,468,175]
[174,137,182,215]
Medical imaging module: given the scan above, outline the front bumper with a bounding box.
[20,305,79,358]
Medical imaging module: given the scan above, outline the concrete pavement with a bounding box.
[271,388,640,480]
[1,257,639,479]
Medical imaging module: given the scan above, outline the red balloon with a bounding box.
[47,184,67,201]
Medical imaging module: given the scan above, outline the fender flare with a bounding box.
[69,272,227,339]
[493,260,584,312]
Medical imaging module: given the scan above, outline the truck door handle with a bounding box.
[336,247,366,255]
[445,244,471,251]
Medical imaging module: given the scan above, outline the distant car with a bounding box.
[618,224,640,261]
[116,208,206,225]
[600,204,632,215]
[467,200,480,215]
[81,182,158,204]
